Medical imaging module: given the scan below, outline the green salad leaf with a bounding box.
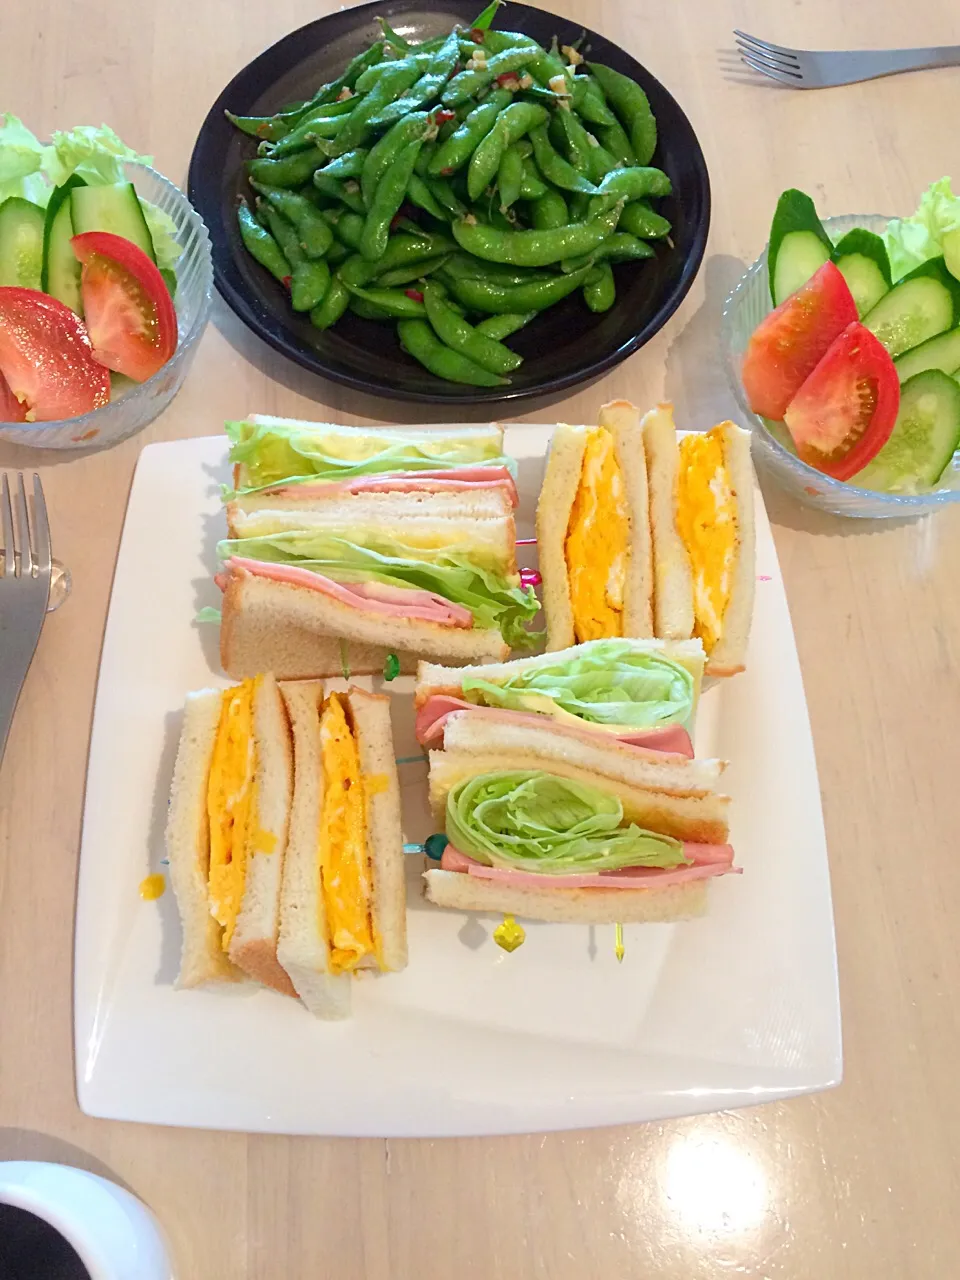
[0,116,180,267]
[461,638,695,729]
[225,418,515,492]
[884,178,960,282]
[0,113,49,205]
[43,123,152,187]
[446,771,688,873]
[219,528,539,648]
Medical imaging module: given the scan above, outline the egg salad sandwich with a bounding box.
[215,494,539,679]
[423,711,736,924]
[641,406,756,676]
[414,637,707,757]
[165,676,407,1017]
[164,673,296,995]
[536,400,653,651]
[225,416,519,513]
[277,682,407,1019]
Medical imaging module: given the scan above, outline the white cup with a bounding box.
[0,1161,174,1279]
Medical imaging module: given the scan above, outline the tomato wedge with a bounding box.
[71,231,178,383]
[0,287,111,422]
[742,261,858,420]
[0,366,27,422]
[784,321,900,480]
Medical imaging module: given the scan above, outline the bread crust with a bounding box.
[704,424,756,676]
[423,869,709,923]
[535,424,587,652]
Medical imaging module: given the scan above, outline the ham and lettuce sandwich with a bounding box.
[536,400,756,676]
[415,637,707,758]
[165,676,407,1018]
[216,495,539,678]
[423,711,736,924]
[225,416,518,513]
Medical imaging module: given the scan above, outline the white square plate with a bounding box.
[75,427,841,1136]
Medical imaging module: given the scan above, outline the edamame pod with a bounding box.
[427,89,512,175]
[422,280,522,373]
[361,139,424,260]
[529,126,597,195]
[468,101,548,201]
[310,275,350,328]
[530,187,569,229]
[236,199,292,285]
[442,44,543,106]
[497,143,526,209]
[361,111,431,208]
[398,318,509,386]
[474,311,536,339]
[619,199,672,239]
[369,30,461,127]
[588,62,657,166]
[452,201,621,267]
[247,146,327,188]
[442,263,593,313]
[344,282,427,317]
[583,261,616,312]
[251,184,334,258]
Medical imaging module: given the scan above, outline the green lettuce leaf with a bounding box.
[140,200,182,270]
[446,771,688,873]
[884,178,960,282]
[218,528,539,649]
[224,418,515,491]
[461,638,695,729]
[43,123,152,187]
[0,114,49,205]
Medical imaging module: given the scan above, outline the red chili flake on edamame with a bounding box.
[405,288,425,302]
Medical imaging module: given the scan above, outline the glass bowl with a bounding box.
[0,162,213,450]
[721,212,960,519]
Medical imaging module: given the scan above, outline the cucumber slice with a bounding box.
[894,327,960,382]
[70,182,156,262]
[0,196,46,289]
[831,229,891,318]
[41,174,87,313]
[853,369,960,492]
[862,258,960,358]
[768,189,833,305]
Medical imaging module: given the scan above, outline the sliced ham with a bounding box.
[414,695,694,757]
[439,843,738,889]
[222,556,473,627]
[258,466,518,507]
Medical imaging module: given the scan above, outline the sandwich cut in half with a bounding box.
[225,416,519,512]
[415,637,707,758]
[165,676,407,1017]
[278,682,407,1019]
[423,712,737,924]
[164,672,296,994]
[642,405,756,676]
[536,400,653,652]
[216,495,539,678]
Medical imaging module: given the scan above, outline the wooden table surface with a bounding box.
[3,0,960,1275]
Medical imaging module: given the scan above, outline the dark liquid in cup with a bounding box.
[0,1204,91,1279]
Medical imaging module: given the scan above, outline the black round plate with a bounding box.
[188,0,710,405]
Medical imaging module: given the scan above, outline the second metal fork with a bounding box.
[735,29,960,89]
[0,473,52,769]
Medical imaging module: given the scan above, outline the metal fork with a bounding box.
[735,29,960,89]
[0,473,52,768]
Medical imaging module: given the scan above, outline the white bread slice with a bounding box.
[423,868,708,923]
[415,637,707,707]
[227,673,297,996]
[598,400,653,637]
[429,748,729,844]
[276,681,351,1019]
[701,424,756,677]
[220,568,508,680]
[231,485,513,525]
[165,690,243,988]
[535,423,586,651]
[225,505,517,566]
[348,687,408,973]
[439,712,724,795]
[642,404,694,641]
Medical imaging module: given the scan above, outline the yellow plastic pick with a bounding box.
[615,922,625,963]
[494,914,526,952]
